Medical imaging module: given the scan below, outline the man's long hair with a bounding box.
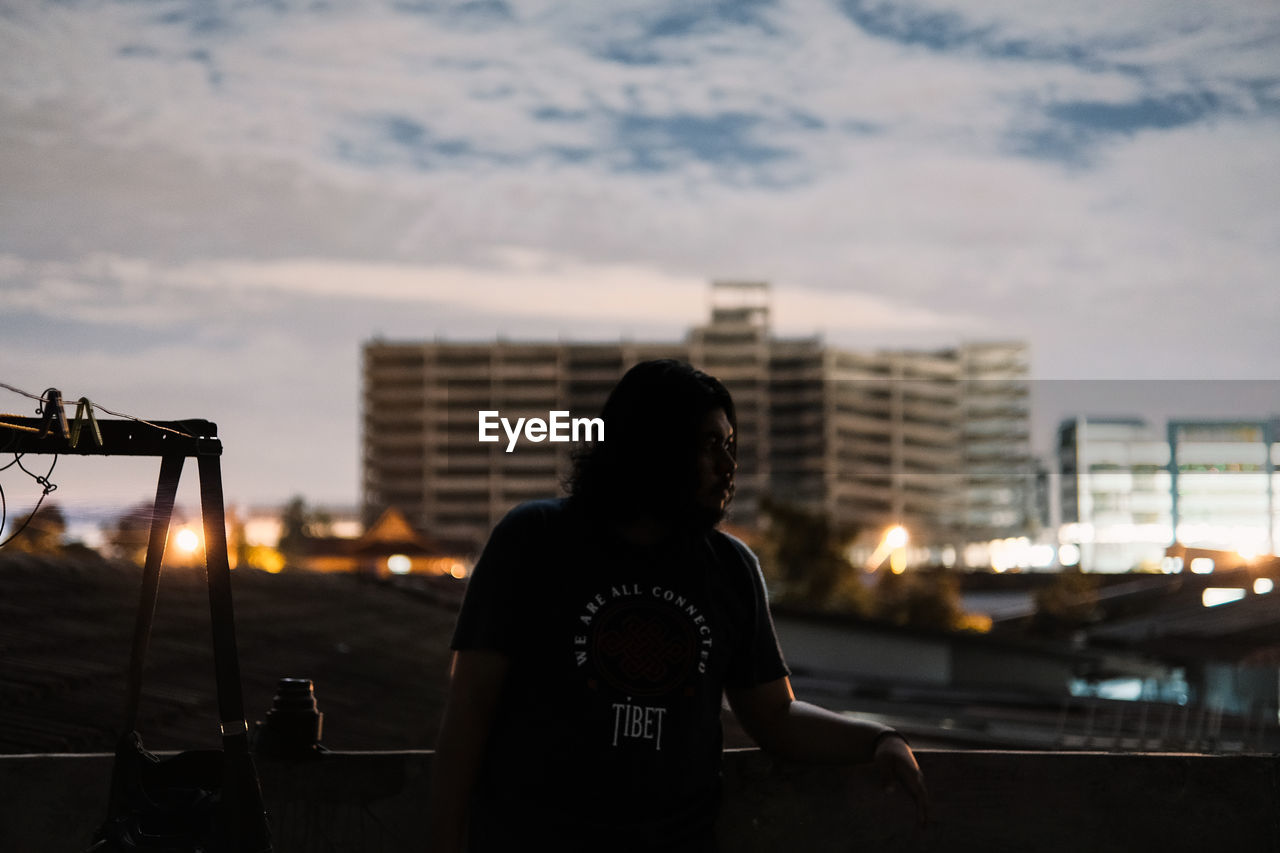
[567,359,736,525]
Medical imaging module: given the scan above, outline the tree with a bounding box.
[872,570,988,633]
[2,501,67,554]
[277,495,330,568]
[1032,567,1101,636]
[106,502,155,564]
[757,498,870,615]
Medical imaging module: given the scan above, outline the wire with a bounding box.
[0,380,206,549]
[0,382,47,434]
[0,380,197,439]
[0,381,171,549]
[88,401,197,438]
[0,381,46,407]
[0,452,58,548]
[15,453,58,495]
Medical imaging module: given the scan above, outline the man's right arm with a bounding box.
[427,650,510,853]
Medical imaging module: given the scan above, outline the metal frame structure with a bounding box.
[1,390,252,757]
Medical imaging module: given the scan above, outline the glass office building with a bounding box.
[1058,417,1278,571]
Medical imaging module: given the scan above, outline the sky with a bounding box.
[2,0,1279,523]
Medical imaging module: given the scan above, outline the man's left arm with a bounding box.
[725,676,929,826]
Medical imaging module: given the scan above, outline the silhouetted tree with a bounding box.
[2,502,67,554]
[228,509,251,571]
[1032,566,1101,636]
[278,495,330,567]
[106,502,155,564]
[757,498,870,615]
[873,570,982,632]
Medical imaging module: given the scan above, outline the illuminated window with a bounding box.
[1189,557,1215,574]
[1202,588,1246,607]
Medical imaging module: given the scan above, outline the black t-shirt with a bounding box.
[450,499,789,850]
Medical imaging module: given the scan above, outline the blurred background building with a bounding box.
[1058,417,1279,572]
[362,282,1035,554]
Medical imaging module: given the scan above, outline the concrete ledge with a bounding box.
[722,749,1280,852]
[2,749,1277,852]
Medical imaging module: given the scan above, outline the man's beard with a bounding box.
[683,480,733,532]
[693,505,727,531]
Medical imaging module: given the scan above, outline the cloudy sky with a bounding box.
[2,0,1278,520]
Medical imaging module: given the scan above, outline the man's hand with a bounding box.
[873,734,929,828]
[727,679,930,830]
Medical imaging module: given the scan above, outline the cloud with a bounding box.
[5,0,1274,185]
[3,0,1280,509]
[0,247,970,340]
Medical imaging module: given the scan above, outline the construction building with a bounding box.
[362,282,1034,556]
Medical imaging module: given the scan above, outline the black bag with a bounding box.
[88,454,271,853]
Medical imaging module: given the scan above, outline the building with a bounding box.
[295,507,471,579]
[1170,420,1277,558]
[1057,417,1175,572]
[1058,417,1278,572]
[362,282,1034,555]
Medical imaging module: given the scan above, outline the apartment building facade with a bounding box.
[362,282,1034,554]
[1057,417,1278,571]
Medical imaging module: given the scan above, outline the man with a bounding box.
[429,360,927,852]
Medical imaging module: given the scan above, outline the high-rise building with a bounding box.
[362,282,1034,555]
[1057,417,1278,571]
[1169,420,1277,558]
[960,343,1037,538]
[1058,418,1174,572]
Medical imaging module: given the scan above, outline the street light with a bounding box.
[175,527,200,555]
[866,525,910,573]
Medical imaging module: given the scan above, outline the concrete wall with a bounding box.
[2,749,1277,852]
[773,615,952,686]
[949,642,1078,695]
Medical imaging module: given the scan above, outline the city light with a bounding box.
[1028,544,1057,569]
[254,548,285,574]
[387,554,412,575]
[1236,541,1264,562]
[865,525,909,572]
[1255,578,1274,595]
[1058,523,1094,544]
[1190,557,1216,574]
[174,527,200,555]
[1202,588,1246,608]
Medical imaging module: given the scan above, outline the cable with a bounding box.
[0,452,23,539]
[0,381,46,406]
[0,453,58,548]
[15,453,58,495]
[0,380,198,549]
[0,385,66,547]
[87,401,197,438]
[0,380,197,439]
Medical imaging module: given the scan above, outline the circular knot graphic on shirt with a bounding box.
[592,600,697,697]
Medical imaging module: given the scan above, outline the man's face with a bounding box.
[693,408,737,522]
